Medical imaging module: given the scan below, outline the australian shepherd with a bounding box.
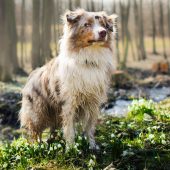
[19,9,118,149]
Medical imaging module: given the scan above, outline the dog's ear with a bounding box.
[64,10,82,24]
[104,14,118,32]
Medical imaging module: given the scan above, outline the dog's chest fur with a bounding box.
[57,48,113,104]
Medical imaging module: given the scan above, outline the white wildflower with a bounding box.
[148,134,154,140]
[160,133,165,140]
[57,144,62,148]
[88,159,95,167]
[106,121,110,125]
[161,140,166,145]
[78,136,82,140]
[41,144,44,149]
[111,133,115,138]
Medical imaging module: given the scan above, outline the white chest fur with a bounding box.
[58,47,114,100]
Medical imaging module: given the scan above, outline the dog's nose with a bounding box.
[99,30,106,39]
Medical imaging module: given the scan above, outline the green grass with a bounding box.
[0,99,170,170]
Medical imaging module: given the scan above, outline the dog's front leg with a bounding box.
[83,108,99,150]
[62,105,75,146]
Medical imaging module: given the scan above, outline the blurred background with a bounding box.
[0,1,170,168]
[0,0,170,82]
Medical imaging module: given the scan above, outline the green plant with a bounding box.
[128,99,157,122]
[0,99,170,170]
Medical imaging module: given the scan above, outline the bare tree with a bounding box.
[151,0,157,54]
[159,0,167,59]
[91,0,95,11]
[69,0,73,10]
[112,0,120,66]
[56,0,61,39]
[120,0,131,69]
[133,0,141,60]
[112,0,116,13]
[133,0,147,60]
[167,0,170,44]
[119,0,125,45]
[0,0,14,81]
[101,0,103,11]
[9,0,20,74]
[87,0,90,11]
[75,0,81,8]
[87,0,95,11]
[20,0,26,67]
[52,1,57,56]
[41,0,54,64]
[139,0,146,60]
[0,0,9,81]
[31,0,41,69]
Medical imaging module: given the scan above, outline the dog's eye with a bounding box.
[84,23,91,27]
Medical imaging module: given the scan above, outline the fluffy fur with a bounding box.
[19,9,117,148]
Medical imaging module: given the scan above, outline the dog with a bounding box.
[19,9,118,149]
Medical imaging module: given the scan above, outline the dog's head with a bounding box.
[62,9,118,51]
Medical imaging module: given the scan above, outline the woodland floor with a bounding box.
[0,62,170,169]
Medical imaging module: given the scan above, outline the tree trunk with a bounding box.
[139,0,146,60]
[56,0,61,39]
[31,0,41,69]
[91,0,95,11]
[121,0,131,69]
[119,1,125,45]
[112,0,120,66]
[112,0,116,13]
[86,0,90,11]
[0,0,13,81]
[69,0,73,10]
[129,32,136,61]
[151,0,157,54]
[52,1,57,56]
[133,0,141,60]
[75,0,81,8]
[21,0,26,67]
[9,0,20,73]
[41,0,54,64]
[168,0,170,42]
[159,0,167,59]
[101,0,103,11]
